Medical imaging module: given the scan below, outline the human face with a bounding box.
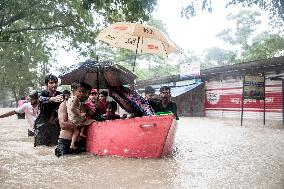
[160,90,171,101]
[28,97,38,106]
[145,93,155,100]
[89,92,98,102]
[73,87,85,100]
[81,88,91,101]
[99,94,106,102]
[47,80,58,93]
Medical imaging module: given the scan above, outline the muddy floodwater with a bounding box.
[0,108,283,189]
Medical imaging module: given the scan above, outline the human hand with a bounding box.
[51,94,64,102]
[80,112,87,117]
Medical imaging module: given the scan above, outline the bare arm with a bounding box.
[58,101,75,130]
[0,110,17,118]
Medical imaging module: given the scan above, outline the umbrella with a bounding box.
[59,60,137,89]
[96,22,182,71]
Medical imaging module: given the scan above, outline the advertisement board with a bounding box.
[243,75,265,100]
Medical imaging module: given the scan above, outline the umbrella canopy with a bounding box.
[59,60,137,89]
[96,22,181,56]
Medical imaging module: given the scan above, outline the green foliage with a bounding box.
[203,9,284,67]
[136,62,179,80]
[181,0,284,23]
[227,0,284,22]
[216,10,262,46]
[203,47,237,68]
[0,30,50,100]
[0,0,157,102]
[243,32,284,60]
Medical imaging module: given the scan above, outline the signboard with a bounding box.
[180,62,200,77]
[243,75,265,100]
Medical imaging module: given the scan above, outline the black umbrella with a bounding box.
[59,60,137,89]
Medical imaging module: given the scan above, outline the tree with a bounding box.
[181,0,284,27]
[216,10,261,46]
[204,9,284,66]
[243,32,284,60]
[203,47,237,68]
[0,30,50,101]
[0,0,158,102]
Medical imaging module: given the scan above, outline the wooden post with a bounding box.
[241,75,245,126]
[263,74,266,125]
[283,80,284,126]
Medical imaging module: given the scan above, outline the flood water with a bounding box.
[0,108,283,189]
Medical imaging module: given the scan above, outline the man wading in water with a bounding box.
[55,82,92,157]
[0,91,40,136]
[34,74,63,146]
[156,86,179,120]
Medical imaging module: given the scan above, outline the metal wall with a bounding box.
[205,77,283,120]
[172,84,205,117]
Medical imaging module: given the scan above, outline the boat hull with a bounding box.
[86,114,177,158]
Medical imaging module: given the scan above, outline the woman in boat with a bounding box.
[102,101,127,120]
[107,85,155,117]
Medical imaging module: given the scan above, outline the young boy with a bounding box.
[66,81,95,149]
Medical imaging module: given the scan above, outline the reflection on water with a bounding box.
[0,109,284,189]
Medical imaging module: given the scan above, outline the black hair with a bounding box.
[62,90,71,95]
[45,74,58,85]
[28,91,39,99]
[80,82,92,92]
[145,86,155,94]
[159,86,171,92]
[106,101,117,111]
[71,81,81,91]
[99,90,108,97]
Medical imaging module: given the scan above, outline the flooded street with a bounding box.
[0,108,284,189]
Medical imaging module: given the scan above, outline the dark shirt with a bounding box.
[156,100,179,120]
[148,99,160,112]
[38,90,62,121]
[34,90,62,146]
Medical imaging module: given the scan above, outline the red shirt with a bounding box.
[85,100,98,114]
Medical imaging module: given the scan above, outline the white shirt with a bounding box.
[15,102,40,132]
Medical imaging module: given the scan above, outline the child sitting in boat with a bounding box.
[102,101,126,120]
[67,81,95,149]
[98,90,108,114]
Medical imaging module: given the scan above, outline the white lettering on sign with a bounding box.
[230,98,240,104]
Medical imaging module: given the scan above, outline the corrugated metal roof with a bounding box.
[155,81,203,97]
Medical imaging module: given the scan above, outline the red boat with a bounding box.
[86,114,177,158]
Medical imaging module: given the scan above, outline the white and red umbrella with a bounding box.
[96,22,182,71]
